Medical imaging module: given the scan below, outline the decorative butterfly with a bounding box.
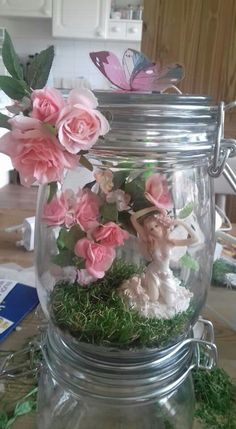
[89,49,184,92]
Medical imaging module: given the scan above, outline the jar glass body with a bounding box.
[36,93,216,351]
[37,328,195,429]
[37,367,194,429]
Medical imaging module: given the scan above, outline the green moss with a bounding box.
[193,367,236,429]
[51,259,192,349]
[212,258,236,286]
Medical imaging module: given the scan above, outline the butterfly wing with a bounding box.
[90,51,130,90]
[122,48,153,84]
[131,63,184,92]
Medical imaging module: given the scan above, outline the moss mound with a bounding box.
[51,259,192,349]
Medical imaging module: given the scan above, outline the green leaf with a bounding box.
[47,181,58,203]
[118,211,136,234]
[125,178,151,211]
[57,227,68,250]
[75,257,86,270]
[79,154,93,171]
[0,76,26,100]
[53,249,75,267]
[2,30,23,80]
[142,163,155,179]
[58,225,86,252]
[83,180,96,190]
[0,412,8,429]
[26,45,54,89]
[100,202,118,223]
[180,254,199,271]
[14,400,34,416]
[179,202,194,219]
[112,171,129,190]
[0,112,11,130]
[5,417,16,429]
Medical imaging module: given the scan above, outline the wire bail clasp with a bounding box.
[191,318,218,370]
[208,101,236,193]
[0,341,41,380]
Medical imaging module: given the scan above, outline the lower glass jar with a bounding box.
[37,322,216,429]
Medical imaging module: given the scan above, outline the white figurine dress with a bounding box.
[119,243,193,319]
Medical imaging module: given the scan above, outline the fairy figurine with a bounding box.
[120,207,198,319]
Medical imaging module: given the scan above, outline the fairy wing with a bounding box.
[122,48,153,84]
[89,51,130,90]
[131,62,184,92]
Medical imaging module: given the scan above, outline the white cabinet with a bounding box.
[53,0,110,39]
[108,19,142,41]
[0,0,52,18]
[108,0,143,41]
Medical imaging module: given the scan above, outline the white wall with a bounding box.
[0,17,140,89]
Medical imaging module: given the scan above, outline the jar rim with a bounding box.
[95,91,214,109]
[42,325,194,403]
[92,91,220,162]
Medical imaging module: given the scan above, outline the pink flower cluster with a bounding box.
[0,87,109,186]
[43,188,129,283]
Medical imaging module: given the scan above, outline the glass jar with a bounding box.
[37,326,201,429]
[35,93,236,351]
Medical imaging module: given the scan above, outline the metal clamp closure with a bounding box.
[0,341,41,380]
[208,101,236,193]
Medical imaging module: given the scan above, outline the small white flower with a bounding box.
[106,189,130,211]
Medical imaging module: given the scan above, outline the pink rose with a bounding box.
[74,188,100,231]
[0,116,77,186]
[42,194,67,225]
[77,269,97,285]
[74,238,115,279]
[56,88,110,154]
[31,87,65,125]
[94,169,113,194]
[42,189,76,226]
[93,222,129,247]
[145,173,173,209]
[106,189,131,211]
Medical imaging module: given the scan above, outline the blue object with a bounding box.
[0,282,39,343]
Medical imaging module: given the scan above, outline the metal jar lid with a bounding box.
[92,91,236,191]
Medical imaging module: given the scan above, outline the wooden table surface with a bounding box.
[0,184,236,428]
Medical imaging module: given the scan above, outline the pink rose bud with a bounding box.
[31,87,65,125]
[92,222,129,247]
[144,173,173,209]
[74,188,101,231]
[74,238,115,279]
[42,194,68,225]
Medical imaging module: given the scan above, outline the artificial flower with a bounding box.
[42,194,68,226]
[42,189,77,227]
[0,116,77,186]
[56,88,110,154]
[106,189,131,211]
[94,169,113,193]
[31,87,65,125]
[50,265,78,283]
[74,188,101,231]
[74,238,115,279]
[144,173,173,209]
[93,222,129,247]
[77,269,97,285]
